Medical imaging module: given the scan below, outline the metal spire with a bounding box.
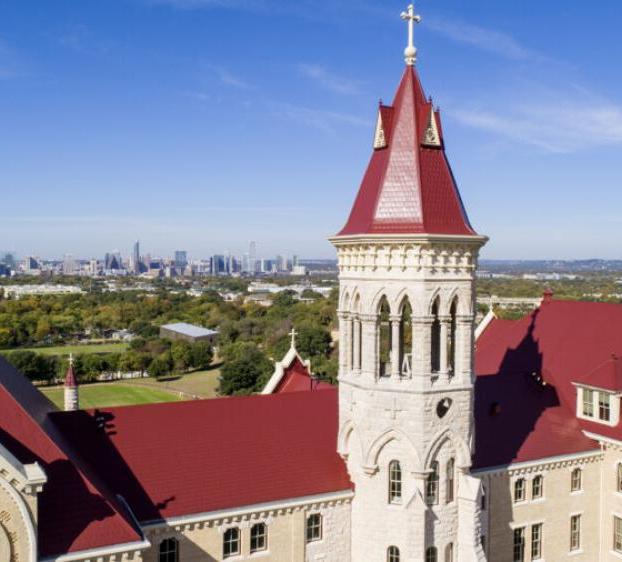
[400,3,422,66]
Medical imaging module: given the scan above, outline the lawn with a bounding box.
[40,366,222,409]
[42,383,181,409]
[20,342,129,356]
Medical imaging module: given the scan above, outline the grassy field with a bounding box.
[41,366,222,409]
[42,383,181,409]
[19,342,129,355]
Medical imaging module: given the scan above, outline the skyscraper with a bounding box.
[132,241,141,274]
[174,250,188,270]
[249,241,257,274]
[63,254,76,275]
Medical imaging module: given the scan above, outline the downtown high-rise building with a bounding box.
[174,250,188,270]
[132,241,140,274]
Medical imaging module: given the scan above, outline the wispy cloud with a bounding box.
[206,64,250,89]
[297,64,363,95]
[451,97,622,153]
[271,102,371,133]
[58,23,115,55]
[427,18,537,61]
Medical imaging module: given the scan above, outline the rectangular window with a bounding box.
[513,527,525,562]
[570,515,581,551]
[532,476,543,499]
[599,392,611,421]
[582,389,594,417]
[571,468,582,492]
[426,462,440,505]
[514,478,526,503]
[531,523,542,560]
[614,516,622,553]
[306,513,322,543]
[389,461,402,504]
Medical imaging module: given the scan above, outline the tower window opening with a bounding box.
[379,297,392,377]
[431,298,441,373]
[448,299,457,375]
[445,458,455,503]
[387,545,400,562]
[400,299,413,376]
[425,546,438,562]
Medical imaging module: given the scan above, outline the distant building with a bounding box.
[63,254,76,275]
[174,250,188,270]
[132,241,141,274]
[159,322,218,344]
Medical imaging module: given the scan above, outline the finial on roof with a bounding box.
[400,3,422,66]
[289,327,298,349]
[69,352,74,367]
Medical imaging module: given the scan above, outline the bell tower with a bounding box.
[330,5,487,561]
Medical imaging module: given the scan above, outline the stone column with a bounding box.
[411,317,433,389]
[359,313,378,380]
[457,315,474,384]
[338,311,349,377]
[390,315,401,378]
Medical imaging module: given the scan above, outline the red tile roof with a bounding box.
[338,66,475,236]
[474,299,622,468]
[574,355,622,392]
[50,388,352,524]
[0,358,141,558]
[274,357,333,393]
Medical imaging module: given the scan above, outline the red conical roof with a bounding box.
[64,361,77,388]
[338,66,476,236]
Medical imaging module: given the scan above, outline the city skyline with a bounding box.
[1,1,622,259]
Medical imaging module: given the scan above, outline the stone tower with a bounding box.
[329,5,487,561]
[63,354,79,412]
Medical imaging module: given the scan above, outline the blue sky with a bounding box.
[1,0,622,260]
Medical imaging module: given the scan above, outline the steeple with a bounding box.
[63,354,79,411]
[337,49,475,237]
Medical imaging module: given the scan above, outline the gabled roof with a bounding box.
[0,358,141,558]
[50,389,352,524]
[473,299,622,468]
[337,65,476,237]
[574,355,622,392]
[262,345,332,394]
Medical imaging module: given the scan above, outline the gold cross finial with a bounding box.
[400,3,422,65]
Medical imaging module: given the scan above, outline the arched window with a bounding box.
[388,460,402,504]
[445,542,454,562]
[399,298,413,376]
[481,484,487,510]
[617,464,622,493]
[159,538,179,562]
[426,461,440,505]
[425,546,438,562]
[445,458,455,503]
[387,545,400,562]
[514,478,526,502]
[431,297,441,373]
[448,299,458,374]
[223,528,240,559]
[379,297,391,377]
[250,522,267,553]
[571,468,582,492]
[351,295,361,371]
[532,475,543,499]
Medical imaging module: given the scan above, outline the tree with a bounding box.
[218,343,272,395]
[149,355,172,379]
[271,290,297,308]
[171,340,192,372]
[297,324,332,358]
[190,342,213,370]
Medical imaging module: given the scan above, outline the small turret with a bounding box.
[63,354,79,411]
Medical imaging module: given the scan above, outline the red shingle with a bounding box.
[338,66,475,236]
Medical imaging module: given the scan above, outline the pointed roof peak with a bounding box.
[336,63,477,238]
[64,354,77,388]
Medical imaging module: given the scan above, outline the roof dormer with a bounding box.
[574,355,622,427]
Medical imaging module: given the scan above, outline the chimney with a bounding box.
[63,354,79,411]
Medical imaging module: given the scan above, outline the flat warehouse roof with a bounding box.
[160,322,218,337]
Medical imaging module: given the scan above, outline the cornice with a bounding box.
[328,233,488,246]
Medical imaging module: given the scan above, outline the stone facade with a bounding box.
[331,234,487,561]
[140,493,352,562]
